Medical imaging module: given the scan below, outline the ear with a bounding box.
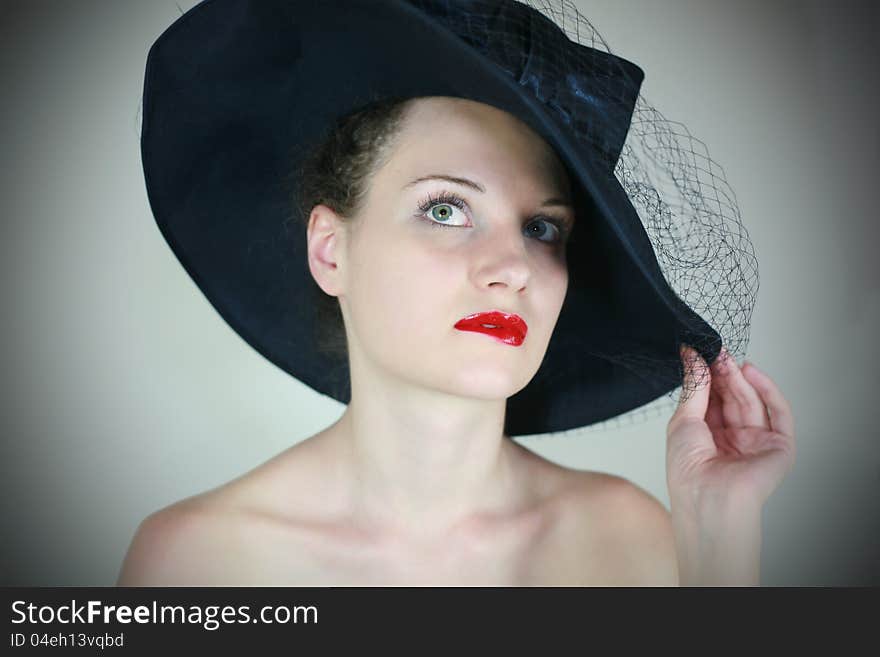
[306,204,346,297]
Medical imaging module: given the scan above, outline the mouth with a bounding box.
[453,310,527,347]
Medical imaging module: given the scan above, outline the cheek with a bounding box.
[530,258,569,338]
[536,254,568,299]
[349,238,452,349]
[555,261,569,306]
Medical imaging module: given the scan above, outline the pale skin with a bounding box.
[117,97,795,586]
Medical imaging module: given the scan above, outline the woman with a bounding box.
[118,0,795,586]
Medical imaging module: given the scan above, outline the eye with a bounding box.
[525,219,563,243]
[416,191,469,228]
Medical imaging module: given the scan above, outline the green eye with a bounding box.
[431,204,454,222]
[416,192,469,228]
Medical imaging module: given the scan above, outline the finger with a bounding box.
[715,348,771,428]
[713,347,770,429]
[707,349,744,427]
[670,345,710,425]
[704,387,740,454]
[741,361,795,437]
[705,384,726,434]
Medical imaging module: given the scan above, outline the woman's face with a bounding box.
[332,96,574,400]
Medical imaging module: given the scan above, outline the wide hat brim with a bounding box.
[141,0,722,437]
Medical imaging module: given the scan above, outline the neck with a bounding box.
[328,368,525,542]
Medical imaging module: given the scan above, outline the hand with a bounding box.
[666,346,796,512]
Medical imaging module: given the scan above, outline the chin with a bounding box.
[445,362,533,399]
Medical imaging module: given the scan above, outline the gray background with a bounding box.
[1,0,877,585]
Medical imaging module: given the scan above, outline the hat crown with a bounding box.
[404,0,645,170]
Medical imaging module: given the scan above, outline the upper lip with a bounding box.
[454,309,528,338]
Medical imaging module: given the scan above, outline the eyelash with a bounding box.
[415,190,570,243]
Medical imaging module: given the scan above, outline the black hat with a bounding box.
[140,0,757,437]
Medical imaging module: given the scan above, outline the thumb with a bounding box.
[670,345,711,426]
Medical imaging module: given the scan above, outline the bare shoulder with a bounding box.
[116,439,328,586]
[595,473,679,586]
[531,467,680,586]
[116,494,249,586]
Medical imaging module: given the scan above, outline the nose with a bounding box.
[474,225,531,292]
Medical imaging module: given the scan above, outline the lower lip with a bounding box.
[454,325,524,347]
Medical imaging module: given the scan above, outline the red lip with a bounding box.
[453,310,527,347]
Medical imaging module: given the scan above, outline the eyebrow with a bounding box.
[402,174,574,212]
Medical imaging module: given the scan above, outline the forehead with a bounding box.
[386,97,570,195]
